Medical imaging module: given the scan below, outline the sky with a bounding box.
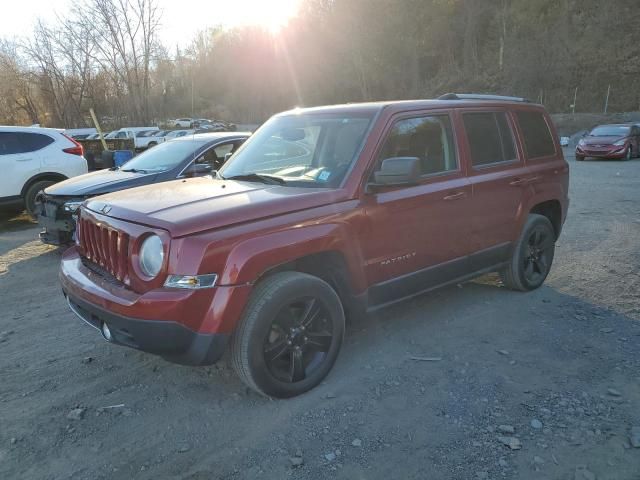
[0,0,301,47]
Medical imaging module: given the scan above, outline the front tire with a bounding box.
[231,272,345,398]
[501,214,556,292]
[24,180,55,218]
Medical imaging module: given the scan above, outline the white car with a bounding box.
[0,126,88,216]
[172,118,194,128]
[164,129,195,139]
[105,127,162,150]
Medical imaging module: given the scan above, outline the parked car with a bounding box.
[575,123,640,161]
[60,94,569,398]
[172,118,194,128]
[0,126,88,216]
[37,132,249,245]
[165,129,195,139]
[101,128,160,150]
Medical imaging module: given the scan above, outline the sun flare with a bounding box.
[221,0,301,33]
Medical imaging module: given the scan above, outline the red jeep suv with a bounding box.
[60,94,569,398]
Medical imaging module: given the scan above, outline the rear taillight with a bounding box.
[62,134,84,156]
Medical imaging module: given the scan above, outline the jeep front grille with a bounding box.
[78,217,130,284]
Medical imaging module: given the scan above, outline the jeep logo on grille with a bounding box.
[100,204,112,214]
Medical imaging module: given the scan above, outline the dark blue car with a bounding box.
[36,132,250,245]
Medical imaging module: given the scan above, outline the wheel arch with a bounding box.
[20,172,68,197]
[218,223,367,308]
[529,199,562,239]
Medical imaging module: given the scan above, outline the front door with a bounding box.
[0,132,43,199]
[359,112,475,305]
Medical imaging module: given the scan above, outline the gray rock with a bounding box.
[498,425,515,434]
[67,408,85,420]
[476,471,488,479]
[497,436,522,450]
[324,452,336,462]
[531,419,543,429]
[607,388,622,397]
[599,327,613,333]
[351,438,362,447]
[574,465,596,480]
[498,458,508,467]
[10,437,17,445]
[81,356,93,364]
[177,443,191,453]
[290,456,304,467]
[630,426,640,448]
[497,350,510,355]
[533,456,545,465]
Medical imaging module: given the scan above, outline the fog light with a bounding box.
[101,322,113,341]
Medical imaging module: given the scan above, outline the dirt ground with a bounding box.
[1,148,639,480]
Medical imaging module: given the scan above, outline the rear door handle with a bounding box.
[509,178,527,186]
[15,157,34,162]
[443,191,466,201]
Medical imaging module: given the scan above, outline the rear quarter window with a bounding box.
[516,111,556,159]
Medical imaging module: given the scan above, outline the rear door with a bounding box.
[459,109,528,269]
[0,132,48,198]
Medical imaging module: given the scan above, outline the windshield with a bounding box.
[119,139,203,173]
[589,125,630,137]
[219,112,374,187]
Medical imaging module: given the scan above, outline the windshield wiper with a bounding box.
[221,173,286,185]
[120,168,148,173]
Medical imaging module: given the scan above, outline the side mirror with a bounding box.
[224,152,233,163]
[370,157,420,188]
[186,163,213,177]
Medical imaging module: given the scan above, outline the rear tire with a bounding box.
[231,272,345,398]
[500,214,556,292]
[24,180,55,218]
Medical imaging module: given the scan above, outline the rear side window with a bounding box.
[0,132,53,154]
[516,111,556,158]
[376,114,458,176]
[19,132,55,152]
[463,112,517,167]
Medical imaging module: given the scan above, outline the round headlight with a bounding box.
[139,234,164,278]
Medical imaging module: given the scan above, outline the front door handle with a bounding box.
[443,191,466,201]
[509,178,527,186]
[15,157,34,162]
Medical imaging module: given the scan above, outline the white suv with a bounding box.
[0,126,88,216]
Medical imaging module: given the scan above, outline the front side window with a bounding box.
[375,115,457,176]
[516,111,556,158]
[220,112,374,187]
[463,112,517,167]
[119,139,205,173]
[0,132,21,155]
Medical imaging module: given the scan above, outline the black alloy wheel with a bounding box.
[500,214,556,291]
[231,272,345,398]
[263,297,333,383]
[522,225,554,286]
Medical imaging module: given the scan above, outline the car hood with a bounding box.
[85,177,346,237]
[45,169,157,196]
[581,135,626,146]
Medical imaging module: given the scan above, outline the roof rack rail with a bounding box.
[438,93,531,103]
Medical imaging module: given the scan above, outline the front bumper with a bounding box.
[36,195,80,246]
[64,291,228,365]
[575,145,626,159]
[60,247,252,365]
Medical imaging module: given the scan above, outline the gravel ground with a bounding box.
[1,149,639,480]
